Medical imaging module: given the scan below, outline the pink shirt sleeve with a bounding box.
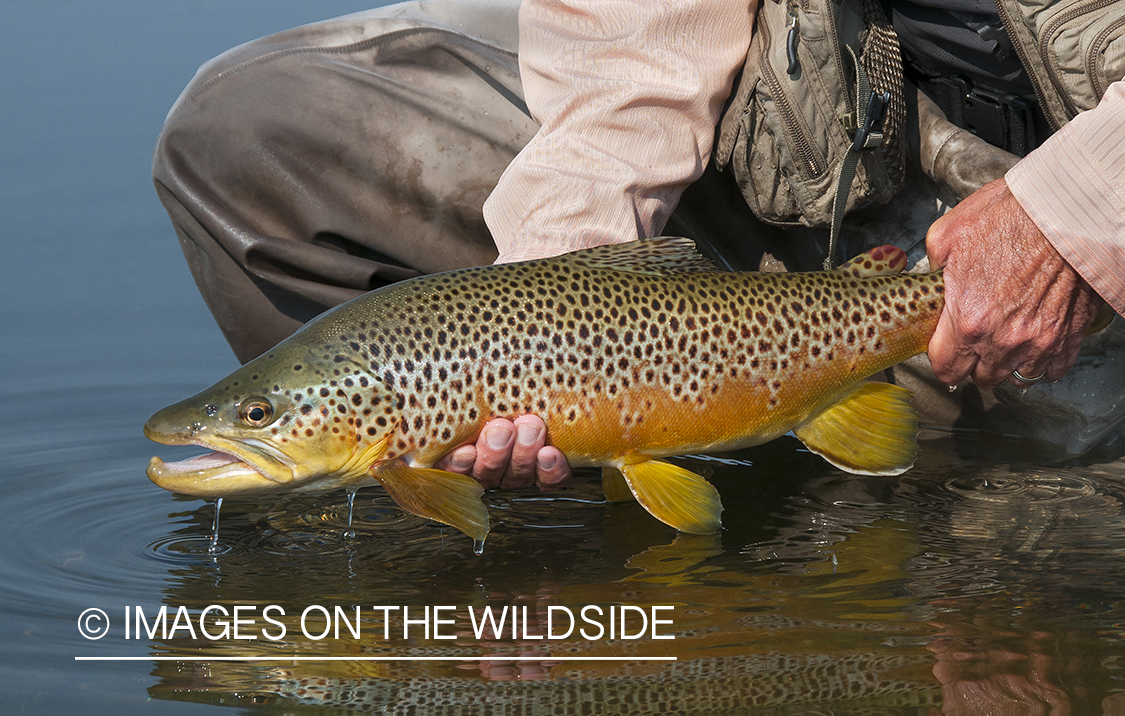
[483,0,755,263]
[1006,81,1125,316]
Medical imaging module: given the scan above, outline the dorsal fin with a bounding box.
[835,245,908,278]
[565,237,721,276]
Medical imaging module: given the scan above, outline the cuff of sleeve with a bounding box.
[1006,127,1125,316]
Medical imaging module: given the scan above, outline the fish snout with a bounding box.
[143,402,206,445]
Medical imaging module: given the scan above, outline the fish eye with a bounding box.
[238,397,274,427]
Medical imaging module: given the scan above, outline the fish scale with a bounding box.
[353,248,940,467]
[145,238,943,544]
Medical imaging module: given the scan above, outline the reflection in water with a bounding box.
[127,439,1125,714]
[4,388,1124,713]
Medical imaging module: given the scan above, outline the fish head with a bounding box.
[145,346,399,498]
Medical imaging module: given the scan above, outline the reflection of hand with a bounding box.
[926,178,1104,389]
[927,630,1072,716]
[458,653,561,682]
[434,415,571,490]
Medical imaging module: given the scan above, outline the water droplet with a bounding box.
[473,539,485,556]
[345,489,357,528]
[209,497,223,554]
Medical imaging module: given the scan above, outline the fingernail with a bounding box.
[538,454,557,471]
[516,424,540,446]
[486,426,512,450]
[451,447,475,471]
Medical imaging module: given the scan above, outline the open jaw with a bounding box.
[146,442,294,498]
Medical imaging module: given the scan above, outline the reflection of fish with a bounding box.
[145,238,942,542]
[156,652,936,713]
[145,520,940,713]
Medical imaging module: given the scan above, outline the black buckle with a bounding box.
[963,85,1033,156]
[919,76,1036,156]
[976,23,1015,63]
[851,90,890,152]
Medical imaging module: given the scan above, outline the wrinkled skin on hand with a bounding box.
[926,178,1105,389]
[434,414,571,491]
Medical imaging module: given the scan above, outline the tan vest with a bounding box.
[715,0,1125,230]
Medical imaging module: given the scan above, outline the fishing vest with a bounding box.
[714,0,1125,265]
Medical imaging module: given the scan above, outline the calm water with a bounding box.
[3,2,1125,714]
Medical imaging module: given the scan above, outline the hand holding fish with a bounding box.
[925,178,1104,389]
[433,415,570,490]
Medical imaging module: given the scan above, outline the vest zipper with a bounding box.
[993,0,1063,131]
[1038,0,1120,117]
[760,7,827,177]
[1087,13,1125,98]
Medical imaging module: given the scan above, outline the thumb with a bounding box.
[927,303,974,385]
[926,211,955,269]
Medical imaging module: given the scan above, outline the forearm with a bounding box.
[484,0,754,262]
[1006,80,1125,316]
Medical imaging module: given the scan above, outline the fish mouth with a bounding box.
[145,451,285,497]
[145,428,297,498]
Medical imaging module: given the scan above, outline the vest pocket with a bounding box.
[1035,0,1125,116]
[1088,12,1125,99]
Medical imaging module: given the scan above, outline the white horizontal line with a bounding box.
[75,656,676,662]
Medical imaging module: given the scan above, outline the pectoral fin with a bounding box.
[618,460,723,534]
[375,465,490,542]
[793,381,918,476]
[601,467,636,503]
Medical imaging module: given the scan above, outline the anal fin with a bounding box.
[1088,302,1115,336]
[618,460,722,535]
[601,467,635,503]
[793,381,919,476]
[375,465,490,542]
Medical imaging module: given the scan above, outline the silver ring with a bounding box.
[1012,369,1046,384]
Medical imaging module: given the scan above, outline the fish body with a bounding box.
[145,239,943,541]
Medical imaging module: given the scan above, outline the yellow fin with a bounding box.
[1088,302,1115,336]
[601,467,635,503]
[793,381,919,476]
[618,460,723,534]
[625,534,723,584]
[375,465,489,542]
[835,245,908,278]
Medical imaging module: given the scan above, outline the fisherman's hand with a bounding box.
[926,178,1104,389]
[434,415,571,491]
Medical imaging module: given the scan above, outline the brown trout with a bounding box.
[145,238,943,542]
